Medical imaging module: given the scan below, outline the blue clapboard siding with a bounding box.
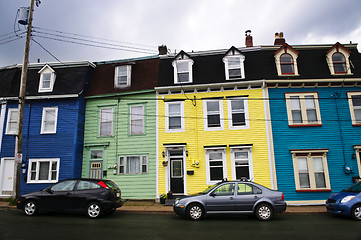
[269,86,361,201]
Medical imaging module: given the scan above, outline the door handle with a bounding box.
[254,196,258,199]
[230,197,234,200]
[66,192,72,196]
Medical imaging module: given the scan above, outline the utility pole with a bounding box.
[12,0,36,199]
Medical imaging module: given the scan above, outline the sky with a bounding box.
[1,0,361,67]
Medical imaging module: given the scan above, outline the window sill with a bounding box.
[289,124,322,127]
[352,123,361,127]
[278,74,300,77]
[296,189,331,192]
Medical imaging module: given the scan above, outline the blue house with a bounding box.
[0,61,95,196]
[264,37,361,204]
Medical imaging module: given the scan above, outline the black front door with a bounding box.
[169,149,184,194]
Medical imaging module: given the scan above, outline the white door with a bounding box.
[0,158,14,196]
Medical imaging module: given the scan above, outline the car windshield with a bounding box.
[200,183,221,194]
[342,182,361,193]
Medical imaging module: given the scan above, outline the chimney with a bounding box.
[245,30,253,47]
[274,32,286,45]
[158,45,168,55]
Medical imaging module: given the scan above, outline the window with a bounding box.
[348,92,361,125]
[204,100,224,131]
[326,43,352,75]
[212,183,235,196]
[130,105,144,135]
[41,107,58,134]
[115,65,131,88]
[274,44,299,76]
[227,98,249,129]
[172,51,194,84]
[99,108,113,137]
[51,180,77,191]
[119,155,147,175]
[38,65,56,92]
[291,150,331,191]
[76,180,101,190]
[231,148,252,180]
[280,53,294,74]
[27,158,59,183]
[5,108,18,135]
[223,56,245,80]
[332,53,347,73]
[237,183,262,195]
[285,93,322,126]
[205,149,227,184]
[165,102,184,132]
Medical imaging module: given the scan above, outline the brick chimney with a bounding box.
[245,30,253,47]
[274,32,286,45]
[158,45,168,55]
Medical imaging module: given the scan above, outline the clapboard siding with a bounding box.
[269,86,361,201]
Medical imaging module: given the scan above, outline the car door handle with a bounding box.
[66,192,72,196]
[230,197,234,200]
[254,196,258,199]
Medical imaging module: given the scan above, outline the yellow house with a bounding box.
[156,49,276,198]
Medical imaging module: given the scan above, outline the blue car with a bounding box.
[326,181,361,220]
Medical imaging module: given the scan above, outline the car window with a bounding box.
[237,183,262,195]
[51,180,77,192]
[343,182,361,193]
[212,183,235,196]
[77,181,101,190]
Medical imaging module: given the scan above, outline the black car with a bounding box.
[173,180,287,221]
[17,178,124,218]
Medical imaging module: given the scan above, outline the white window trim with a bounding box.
[38,65,56,93]
[291,150,331,191]
[347,92,361,125]
[40,107,58,134]
[222,54,245,80]
[326,47,352,76]
[230,147,253,181]
[227,97,249,130]
[285,92,322,126]
[27,158,60,184]
[274,47,299,76]
[165,101,185,133]
[205,148,227,185]
[118,155,148,175]
[130,105,145,135]
[99,107,114,137]
[114,65,132,88]
[172,59,194,84]
[5,108,18,135]
[203,99,224,131]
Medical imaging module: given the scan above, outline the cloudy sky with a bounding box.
[1,0,361,67]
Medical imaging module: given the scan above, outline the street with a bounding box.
[0,209,360,240]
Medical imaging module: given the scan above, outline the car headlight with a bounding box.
[341,196,355,203]
[174,199,180,205]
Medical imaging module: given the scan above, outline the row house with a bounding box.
[264,35,361,204]
[156,43,276,197]
[0,62,94,196]
[82,56,159,199]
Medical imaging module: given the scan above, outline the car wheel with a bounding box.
[255,203,273,221]
[186,203,204,221]
[352,205,361,220]
[24,200,38,216]
[86,202,102,218]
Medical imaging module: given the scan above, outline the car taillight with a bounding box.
[281,193,284,201]
[97,181,109,189]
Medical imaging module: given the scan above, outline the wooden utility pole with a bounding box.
[12,0,35,199]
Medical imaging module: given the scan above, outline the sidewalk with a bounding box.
[0,201,327,215]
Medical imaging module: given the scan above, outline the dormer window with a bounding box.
[172,51,193,84]
[280,53,294,74]
[38,65,56,92]
[115,65,131,88]
[274,44,299,76]
[223,47,245,80]
[326,42,352,76]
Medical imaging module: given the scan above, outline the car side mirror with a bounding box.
[209,192,216,197]
[45,187,54,194]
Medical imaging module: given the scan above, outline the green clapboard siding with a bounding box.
[82,91,157,199]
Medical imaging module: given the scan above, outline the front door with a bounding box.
[169,149,184,194]
[0,158,14,196]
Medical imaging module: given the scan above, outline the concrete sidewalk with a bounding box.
[0,201,327,215]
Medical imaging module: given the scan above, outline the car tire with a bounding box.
[23,200,38,216]
[86,202,102,219]
[351,205,361,221]
[186,203,204,221]
[255,203,273,221]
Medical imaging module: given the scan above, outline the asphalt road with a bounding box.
[0,209,360,240]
